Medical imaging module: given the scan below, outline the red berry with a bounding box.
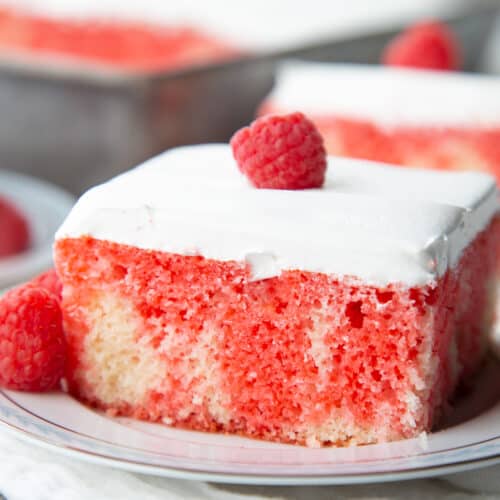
[383,20,460,71]
[30,269,63,302]
[230,112,327,190]
[0,285,66,391]
[0,196,30,258]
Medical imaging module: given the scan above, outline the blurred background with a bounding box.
[0,0,498,193]
[0,0,500,285]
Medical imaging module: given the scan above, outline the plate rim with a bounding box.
[4,389,500,467]
[0,388,499,485]
[0,417,499,486]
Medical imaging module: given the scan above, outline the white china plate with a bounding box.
[0,357,499,485]
[0,170,74,289]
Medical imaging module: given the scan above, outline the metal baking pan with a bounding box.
[1,2,498,194]
[0,57,276,194]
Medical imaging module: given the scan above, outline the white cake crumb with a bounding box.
[192,395,203,405]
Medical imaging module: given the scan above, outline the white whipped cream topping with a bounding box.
[266,62,500,128]
[56,144,498,286]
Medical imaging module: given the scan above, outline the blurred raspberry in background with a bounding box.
[0,196,29,258]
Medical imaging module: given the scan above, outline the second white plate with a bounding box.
[0,169,74,288]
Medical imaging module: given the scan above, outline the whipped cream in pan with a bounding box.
[56,144,498,286]
[266,62,500,128]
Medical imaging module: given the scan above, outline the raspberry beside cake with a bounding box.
[260,63,500,183]
[54,144,498,447]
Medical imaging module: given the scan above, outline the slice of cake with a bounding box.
[260,62,500,183]
[54,144,498,447]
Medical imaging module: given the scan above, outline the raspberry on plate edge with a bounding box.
[0,283,66,391]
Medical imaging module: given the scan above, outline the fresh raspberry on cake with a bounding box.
[383,20,460,70]
[0,195,30,258]
[0,284,66,391]
[230,112,327,189]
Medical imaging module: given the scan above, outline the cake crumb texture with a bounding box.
[55,218,499,446]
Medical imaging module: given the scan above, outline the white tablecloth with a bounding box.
[0,430,499,500]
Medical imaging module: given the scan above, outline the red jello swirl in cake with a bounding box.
[53,144,499,446]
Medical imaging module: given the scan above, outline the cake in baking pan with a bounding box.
[0,7,236,71]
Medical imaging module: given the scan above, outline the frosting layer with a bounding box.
[266,62,500,128]
[56,144,498,286]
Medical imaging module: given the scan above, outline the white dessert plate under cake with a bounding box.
[0,356,498,485]
[0,170,74,289]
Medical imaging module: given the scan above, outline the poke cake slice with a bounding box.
[54,144,499,447]
[260,62,500,182]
